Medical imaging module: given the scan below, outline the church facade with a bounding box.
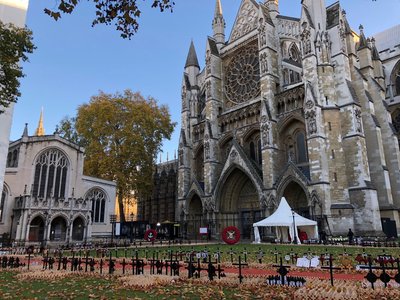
[1,122,116,246]
[177,0,400,239]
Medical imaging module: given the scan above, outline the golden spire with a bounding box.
[34,108,45,136]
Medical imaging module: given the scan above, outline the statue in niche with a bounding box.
[178,147,184,166]
[205,81,211,99]
[206,50,211,75]
[354,109,362,133]
[260,52,268,75]
[261,118,270,146]
[258,19,266,47]
[300,22,312,55]
[204,141,210,160]
[305,110,317,134]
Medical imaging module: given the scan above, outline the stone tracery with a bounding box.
[224,44,260,104]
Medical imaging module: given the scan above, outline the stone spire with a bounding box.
[371,37,380,60]
[212,0,225,46]
[357,24,369,50]
[22,123,28,137]
[34,108,45,136]
[185,41,200,69]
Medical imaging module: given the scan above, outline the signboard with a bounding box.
[199,227,208,234]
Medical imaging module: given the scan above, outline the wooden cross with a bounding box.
[99,258,104,274]
[89,258,96,272]
[184,254,196,279]
[273,257,291,285]
[211,248,222,264]
[108,252,115,274]
[321,255,341,286]
[233,256,248,284]
[42,251,49,270]
[256,248,264,264]
[84,252,90,272]
[121,258,128,274]
[359,255,397,289]
[242,248,248,263]
[57,251,63,271]
[228,248,236,263]
[194,258,207,278]
[271,247,280,264]
[27,252,32,270]
[207,255,217,281]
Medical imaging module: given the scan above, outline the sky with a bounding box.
[11,0,400,162]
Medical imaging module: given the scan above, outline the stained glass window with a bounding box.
[32,149,69,198]
[87,189,107,223]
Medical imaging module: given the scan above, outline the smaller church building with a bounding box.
[1,117,116,246]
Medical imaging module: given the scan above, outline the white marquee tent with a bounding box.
[253,197,318,244]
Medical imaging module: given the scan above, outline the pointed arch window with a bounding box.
[32,149,69,198]
[248,136,262,165]
[0,187,6,222]
[289,43,301,63]
[396,70,400,96]
[296,132,308,163]
[86,189,106,223]
[6,148,19,168]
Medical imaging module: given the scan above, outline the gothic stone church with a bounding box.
[1,120,116,246]
[177,0,400,240]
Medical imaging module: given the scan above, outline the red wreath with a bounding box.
[144,229,157,242]
[221,226,240,245]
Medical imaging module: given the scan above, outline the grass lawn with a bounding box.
[77,243,400,265]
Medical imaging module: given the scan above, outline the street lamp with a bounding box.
[292,209,298,244]
[110,214,117,245]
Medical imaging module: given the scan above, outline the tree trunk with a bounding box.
[118,191,126,222]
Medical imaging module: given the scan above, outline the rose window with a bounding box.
[224,45,260,104]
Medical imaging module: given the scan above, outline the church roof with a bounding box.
[185,41,200,68]
[373,24,400,51]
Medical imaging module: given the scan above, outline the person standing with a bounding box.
[347,228,354,245]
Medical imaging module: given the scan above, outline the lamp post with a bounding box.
[292,209,298,244]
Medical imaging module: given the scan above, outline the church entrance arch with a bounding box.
[282,181,309,218]
[218,168,261,239]
[29,216,45,242]
[72,217,85,241]
[50,216,67,242]
[186,194,203,239]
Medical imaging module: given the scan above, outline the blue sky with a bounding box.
[12,0,400,162]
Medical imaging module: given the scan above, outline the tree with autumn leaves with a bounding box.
[59,90,175,221]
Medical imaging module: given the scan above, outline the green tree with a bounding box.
[45,0,175,39]
[57,116,84,146]
[0,21,35,113]
[72,90,175,221]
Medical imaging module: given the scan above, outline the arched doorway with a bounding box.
[72,217,85,241]
[50,216,67,241]
[29,216,45,242]
[218,168,261,239]
[186,194,203,239]
[283,181,309,218]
